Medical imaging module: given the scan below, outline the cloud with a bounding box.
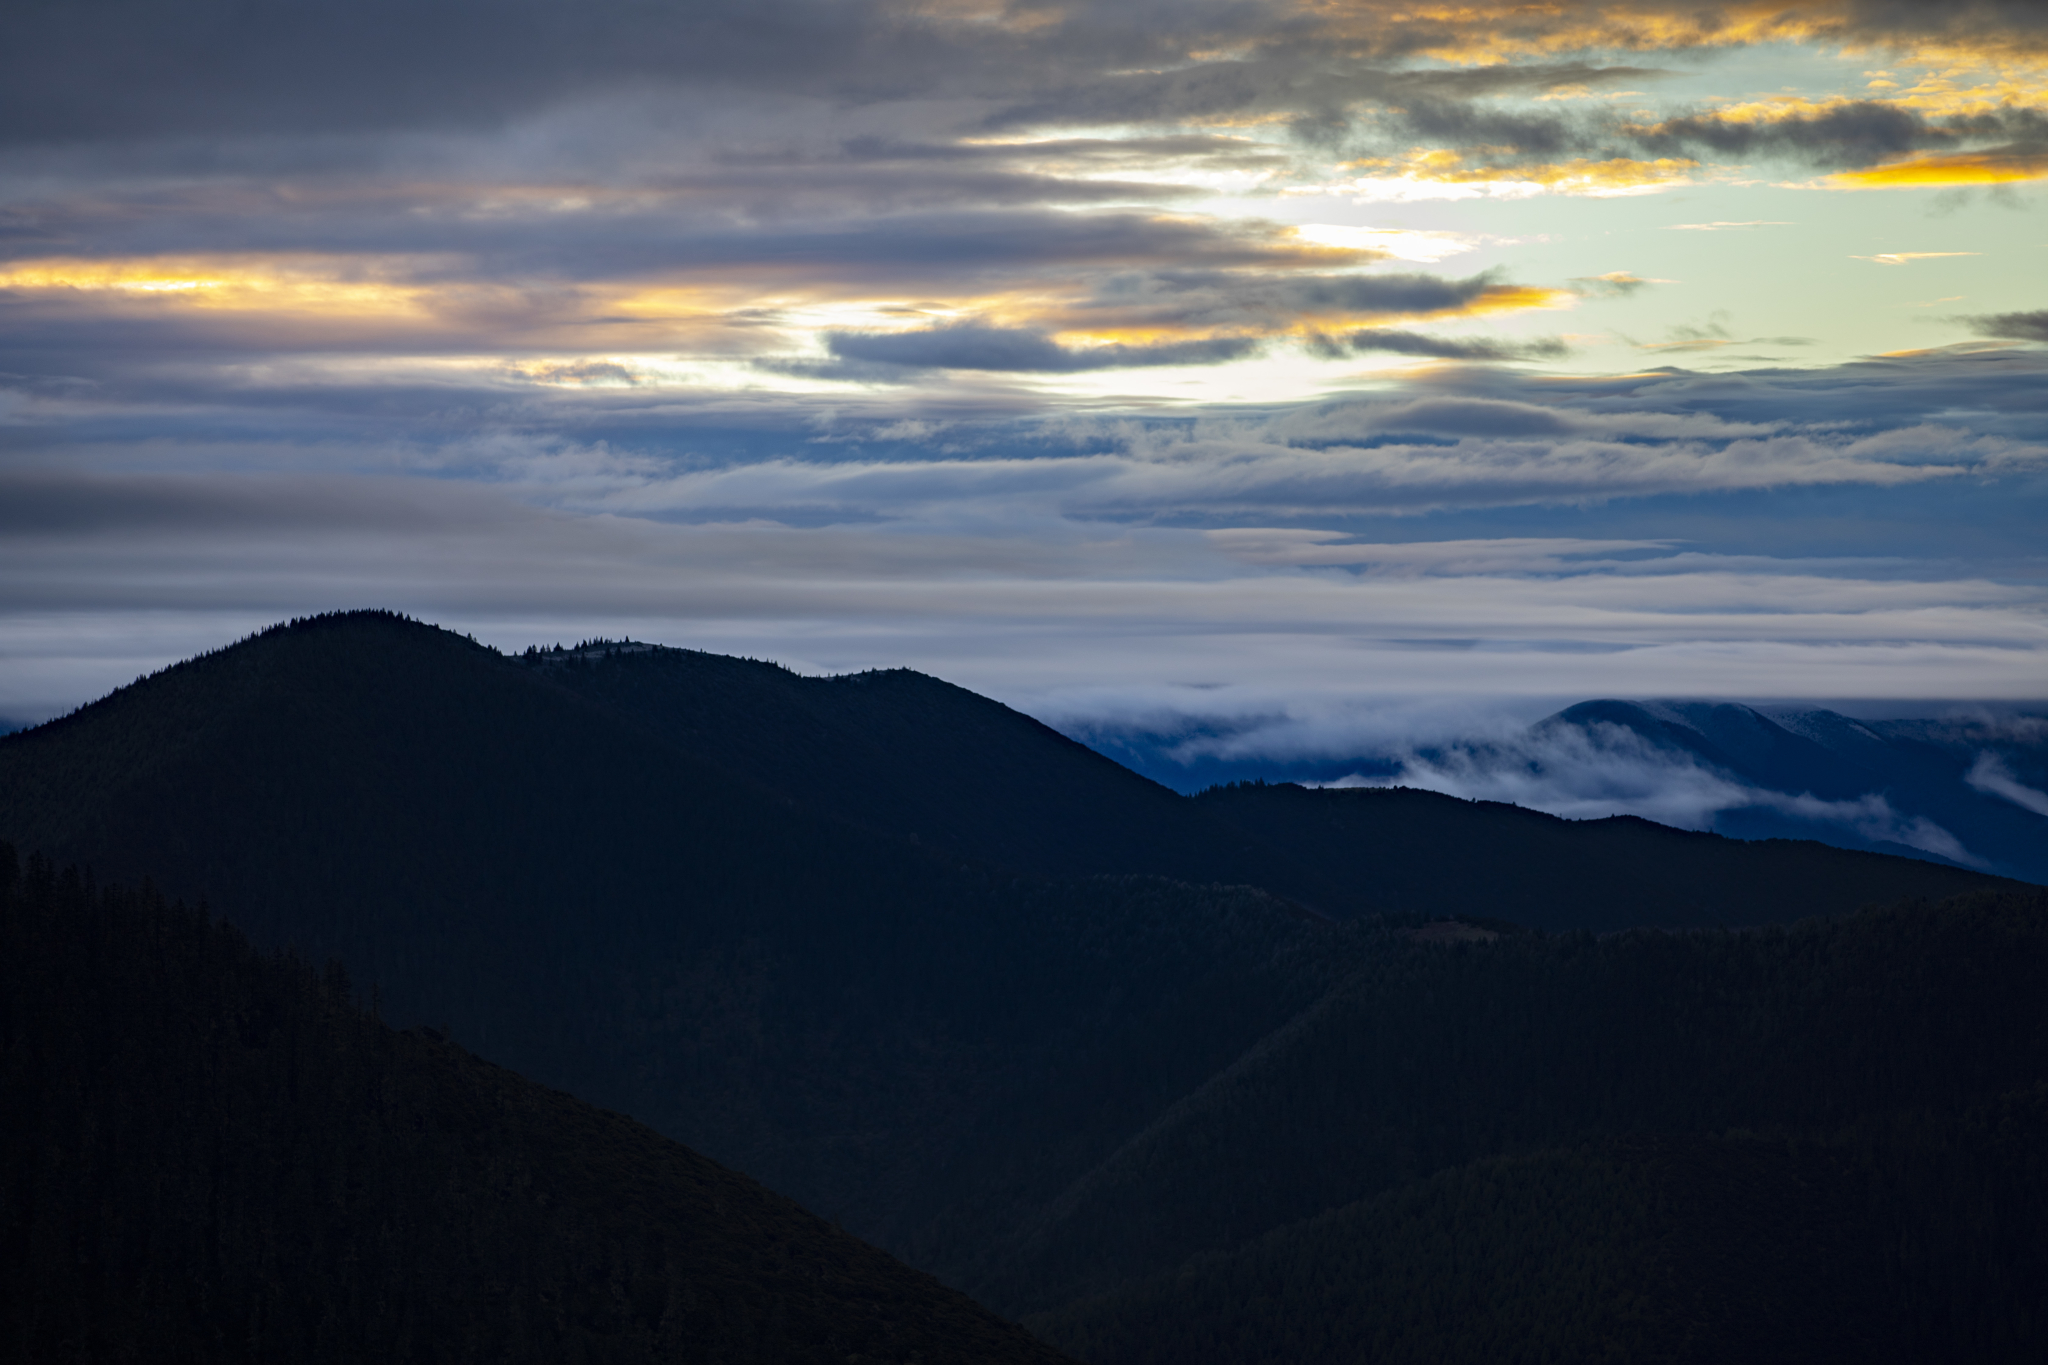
[1314,329,1569,361]
[3,0,2046,749]
[1852,252,1982,264]
[1289,224,1481,264]
[6,0,2043,200]
[1964,751,2048,817]
[1325,721,1984,865]
[1632,317,1734,353]
[744,268,1572,377]
[1047,269,1564,334]
[4,435,2044,730]
[1319,153,1699,200]
[1200,532,1667,569]
[1815,146,2048,189]
[1570,271,1670,298]
[1636,100,1951,167]
[1960,310,2048,342]
[823,325,1260,373]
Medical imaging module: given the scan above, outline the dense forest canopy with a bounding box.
[0,843,1075,1365]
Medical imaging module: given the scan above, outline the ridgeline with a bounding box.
[3,611,2042,1362]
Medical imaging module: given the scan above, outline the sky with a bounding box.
[3,0,2045,758]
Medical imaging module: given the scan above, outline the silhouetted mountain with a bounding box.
[0,614,1334,1269]
[2,613,2041,1364]
[524,641,1285,886]
[520,644,2006,923]
[1072,698,2048,884]
[1191,780,1998,928]
[0,844,1074,1365]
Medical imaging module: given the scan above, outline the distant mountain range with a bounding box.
[3,612,2044,1362]
[1075,698,2048,884]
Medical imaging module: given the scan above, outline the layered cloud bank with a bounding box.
[3,1,2044,764]
[4,349,2042,721]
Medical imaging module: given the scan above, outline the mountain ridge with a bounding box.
[1072,693,2048,883]
[4,611,2041,1362]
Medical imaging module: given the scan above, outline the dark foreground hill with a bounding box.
[1033,1093,2048,1365]
[957,888,2048,1323]
[0,845,1072,1365]
[2,613,2042,1362]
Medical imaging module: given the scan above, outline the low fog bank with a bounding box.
[1058,697,2048,885]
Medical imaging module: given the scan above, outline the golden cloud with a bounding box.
[0,254,784,356]
[1817,148,2048,188]
[0,257,431,315]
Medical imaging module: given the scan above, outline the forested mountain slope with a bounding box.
[2,612,2040,1364]
[528,642,1282,887]
[1191,780,1998,928]
[0,615,1334,1260]
[0,845,1074,1365]
[1032,1090,2048,1365]
[968,888,2048,1318]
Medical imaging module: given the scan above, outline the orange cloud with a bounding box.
[0,255,466,314]
[1817,148,2048,188]
[0,254,778,355]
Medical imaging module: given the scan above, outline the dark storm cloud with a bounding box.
[10,0,2047,154]
[1386,103,1582,159]
[1827,0,2048,43]
[1352,100,2047,176]
[0,0,910,142]
[825,325,1259,373]
[1961,311,2048,343]
[1314,330,1570,362]
[1634,104,2048,170]
[2,0,1688,148]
